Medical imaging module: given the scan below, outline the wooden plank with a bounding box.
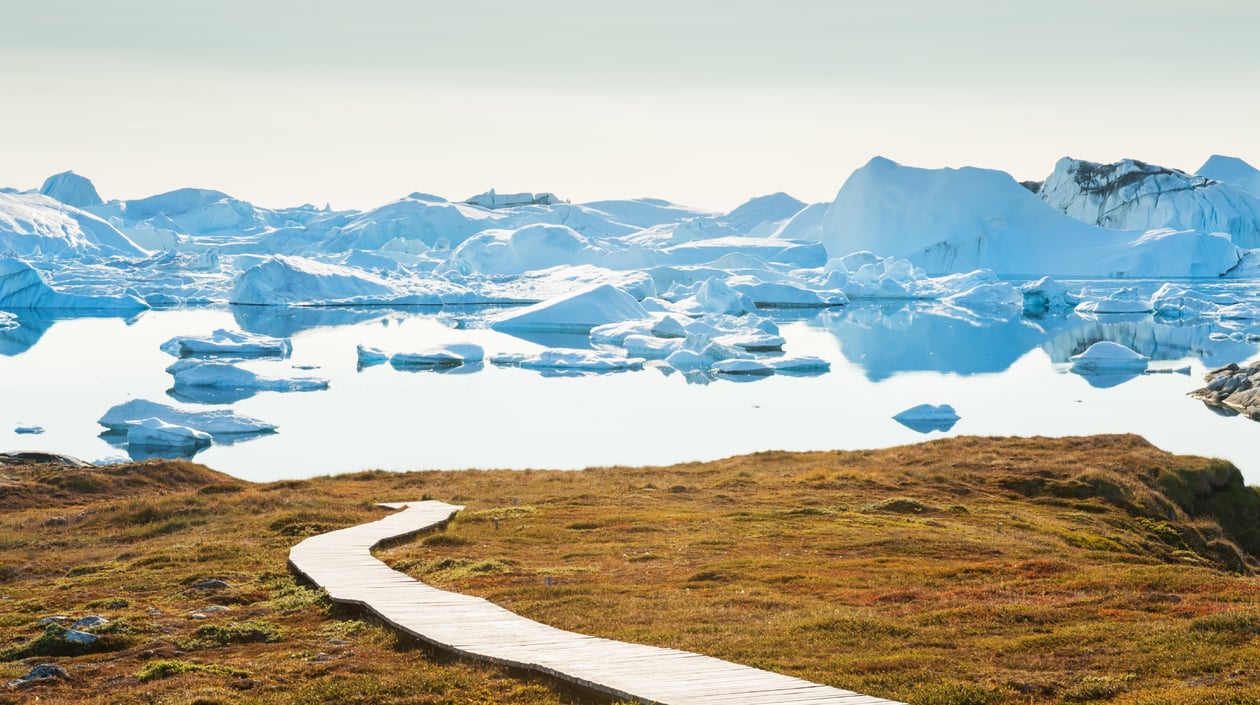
[289,499,907,705]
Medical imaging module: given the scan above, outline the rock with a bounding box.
[37,616,70,626]
[191,578,231,590]
[0,452,92,467]
[60,628,99,646]
[70,615,109,631]
[1190,361,1260,420]
[8,663,69,689]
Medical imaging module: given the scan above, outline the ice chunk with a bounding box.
[449,223,649,275]
[722,193,808,237]
[490,284,649,333]
[893,404,960,433]
[98,399,277,438]
[390,344,485,370]
[126,417,212,450]
[712,359,775,376]
[230,256,399,305]
[662,236,827,268]
[650,315,689,339]
[622,334,682,359]
[160,329,292,359]
[1075,288,1153,315]
[1021,277,1079,315]
[769,356,831,374]
[728,279,848,308]
[356,344,389,368]
[14,424,43,434]
[491,349,644,372]
[166,359,329,394]
[693,278,756,316]
[1069,341,1150,372]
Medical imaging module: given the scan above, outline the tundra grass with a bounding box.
[1,434,1257,705]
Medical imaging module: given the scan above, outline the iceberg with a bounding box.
[1040,157,1260,248]
[1075,288,1153,316]
[491,349,644,372]
[0,257,149,311]
[712,358,775,376]
[99,399,277,438]
[448,223,648,275]
[722,193,808,237]
[230,256,400,305]
[1021,277,1079,315]
[769,356,831,375]
[126,417,212,450]
[1069,341,1150,372]
[389,344,485,370]
[160,329,292,358]
[0,192,148,257]
[40,171,103,208]
[820,157,1243,277]
[14,424,44,435]
[892,404,960,433]
[490,284,648,333]
[165,359,329,394]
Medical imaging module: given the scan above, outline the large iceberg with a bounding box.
[1038,157,1260,248]
[820,157,1244,277]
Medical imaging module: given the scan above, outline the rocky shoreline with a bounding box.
[1191,361,1260,419]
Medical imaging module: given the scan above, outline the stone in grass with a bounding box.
[191,578,231,590]
[8,663,69,689]
[70,615,109,631]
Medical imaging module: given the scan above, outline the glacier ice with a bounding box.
[40,171,103,208]
[0,257,149,311]
[1198,155,1260,198]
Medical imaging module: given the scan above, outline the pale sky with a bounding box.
[3,1,1258,211]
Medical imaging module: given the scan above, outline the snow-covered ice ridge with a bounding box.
[3,155,1260,319]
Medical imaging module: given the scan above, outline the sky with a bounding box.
[3,1,1259,211]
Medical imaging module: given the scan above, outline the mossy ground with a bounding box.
[1,434,1257,704]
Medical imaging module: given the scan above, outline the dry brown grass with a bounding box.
[1,435,1258,705]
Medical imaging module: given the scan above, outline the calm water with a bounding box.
[1,281,1258,483]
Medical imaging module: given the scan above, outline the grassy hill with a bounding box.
[1,435,1257,704]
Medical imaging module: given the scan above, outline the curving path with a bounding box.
[288,499,906,705]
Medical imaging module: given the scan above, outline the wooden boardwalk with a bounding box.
[288,500,906,705]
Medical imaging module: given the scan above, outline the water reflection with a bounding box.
[821,302,1260,381]
[0,310,145,356]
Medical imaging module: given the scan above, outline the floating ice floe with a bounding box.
[390,344,485,370]
[712,359,775,376]
[1075,288,1153,316]
[98,399,277,439]
[160,328,292,358]
[490,284,648,333]
[356,344,390,368]
[491,349,644,372]
[892,404,960,433]
[1069,341,1150,389]
[166,359,329,394]
[126,417,212,450]
[14,424,43,435]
